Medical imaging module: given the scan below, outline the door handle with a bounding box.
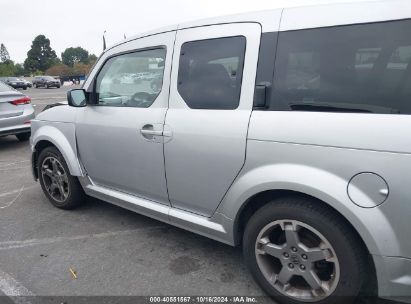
[140,124,173,142]
[140,124,163,140]
[140,129,163,136]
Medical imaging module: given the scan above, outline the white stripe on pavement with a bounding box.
[0,268,34,304]
[0,225,166,251]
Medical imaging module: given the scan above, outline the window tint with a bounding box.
[178,36,246,110]
[272,19,411,114]
[95,48,166,108]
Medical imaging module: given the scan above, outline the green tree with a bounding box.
[0,43,11,63]
[14,63,27,76]
[24,35,58,72]
[61,47,89,67]
[87,54,98,65]
[0,61,16,76]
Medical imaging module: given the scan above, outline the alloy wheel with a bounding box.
[255,219,340,302]
[41,156,70,202]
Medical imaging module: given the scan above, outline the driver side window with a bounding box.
[95,48,166,108]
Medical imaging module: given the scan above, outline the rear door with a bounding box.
[164,23,261,216]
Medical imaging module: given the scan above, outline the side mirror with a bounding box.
[67,89,87,107]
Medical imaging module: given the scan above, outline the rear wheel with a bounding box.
[243,197,366,304]
[38,146,86,209]
[16,132,30,141]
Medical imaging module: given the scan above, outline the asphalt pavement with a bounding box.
[0,85,265,302]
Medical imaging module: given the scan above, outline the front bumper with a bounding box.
[374,255,411,303]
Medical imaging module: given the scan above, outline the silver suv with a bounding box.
[30,1,411,303]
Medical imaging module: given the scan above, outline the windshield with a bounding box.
[0,82,13,92]
[44,76,55,80]
[8,77,19,81]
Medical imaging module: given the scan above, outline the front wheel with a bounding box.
[243,197,367,304]
[38,146,86,209]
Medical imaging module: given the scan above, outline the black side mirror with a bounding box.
[67,89,87,107]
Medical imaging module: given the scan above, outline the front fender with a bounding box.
[31,121,83,176]
[217,162,399,257]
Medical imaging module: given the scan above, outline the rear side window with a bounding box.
[178,36,246,110]
[272,19,411,114]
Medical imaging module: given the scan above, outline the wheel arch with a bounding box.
[31,124,83,178]
[217,164,400,257]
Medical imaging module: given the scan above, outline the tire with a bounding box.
[57,85,61,88]
[16,132,30,141]
[37,146,86,210]
[34,83,38,88]
[243,197,366,304]
[23,86,27,90]
[45,84,49,89]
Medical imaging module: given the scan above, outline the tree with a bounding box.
[72,62,91,75]
[87,54,98,65]
[0,61,16,76]
[14,63,27,76]
[45,63,71,76]
[24,35,58,72]
[0,43,11,63]
[62,47,89,67]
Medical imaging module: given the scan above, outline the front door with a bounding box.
[76,32,175,205]
[164,23,261,216]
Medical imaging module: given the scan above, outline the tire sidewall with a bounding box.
[243,200,363,304]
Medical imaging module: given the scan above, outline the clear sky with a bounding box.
[0,0,370,63]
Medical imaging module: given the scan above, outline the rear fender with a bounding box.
[217,163,399,257]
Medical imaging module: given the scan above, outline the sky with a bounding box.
[0,0,372,64]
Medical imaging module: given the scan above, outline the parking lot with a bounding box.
[0,86,266,302]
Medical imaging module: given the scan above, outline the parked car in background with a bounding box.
[30,1,411,303]
[33,76,60,89]
[0,77,27,90]
[0,82,34,141]
[21,79,32,88]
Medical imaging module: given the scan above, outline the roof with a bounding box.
[105,0,410,52]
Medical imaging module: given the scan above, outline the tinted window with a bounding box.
[178,36,246,110]
[272,19,411,114]
[95,48,166,108]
